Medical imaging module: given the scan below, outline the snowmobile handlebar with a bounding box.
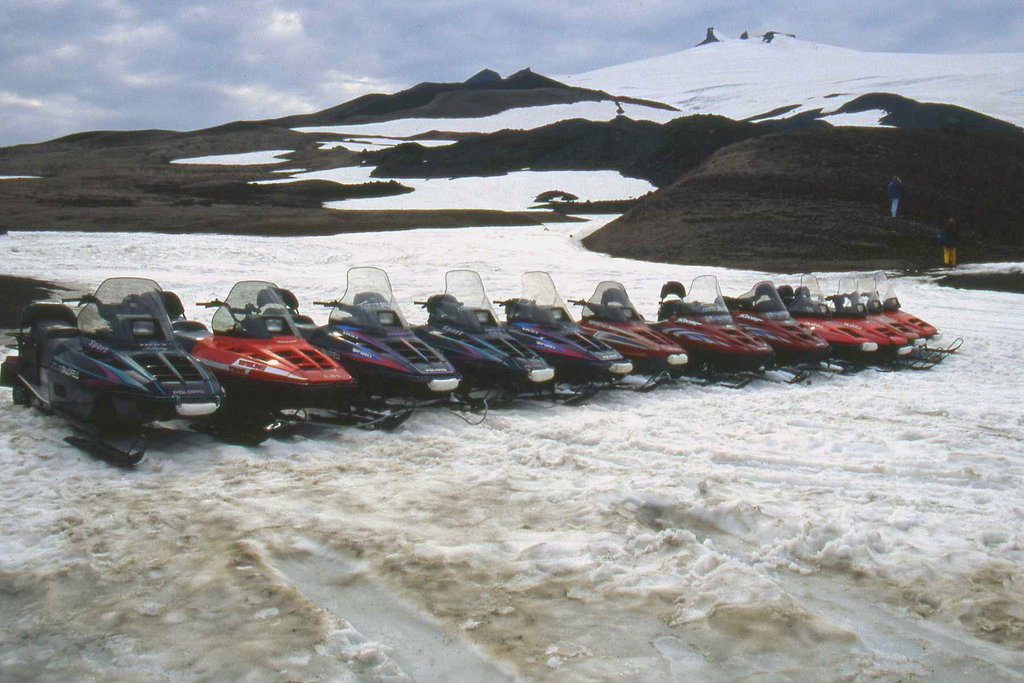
[195,299,226,308]
[567,298,588,306]
[313,299,343,308]
[62,293,99,305]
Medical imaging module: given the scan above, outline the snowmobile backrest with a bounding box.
[425,293,461,324]
[20,301,78,330]
[657,299,702,320]
[162,291,187,321]
[660,281,686,300]
[275,288,301,313]
[353,291,388,307]
[788,286,828,316]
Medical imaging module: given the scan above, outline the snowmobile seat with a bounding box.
[776,285,795,306]
[162,291,210,340]
[20,301,78,331]
[33,318,79,344]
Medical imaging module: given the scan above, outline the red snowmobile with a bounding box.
[653,275,774,385]
[167,281,359,441]
[723,280,832,369]
[570,280,689,379]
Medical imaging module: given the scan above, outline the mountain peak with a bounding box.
[465,69,501,85]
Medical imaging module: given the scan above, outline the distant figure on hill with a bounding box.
[887,176,902,217]
[939,217,960,266]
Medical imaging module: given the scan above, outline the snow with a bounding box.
[0,175,41,180]
[295,99,680,139]
[257,166,654,211]
[170,149,293,165]
[318,138,457,151]
[566,36,1024,128]
[4,35,1024,680]
[3,221,1024,680]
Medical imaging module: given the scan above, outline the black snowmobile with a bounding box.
[0,277,223,466]
[413,269,556,405]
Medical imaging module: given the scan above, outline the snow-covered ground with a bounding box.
[258,166,655,211]
[566,36,1024,128]
[2,219,1023,681]
[171,150,294,165]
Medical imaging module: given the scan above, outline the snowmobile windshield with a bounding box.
[211,281,301,338]
[788,274,831,317]
[683,275,732,324]
[439,270,501,330]
[582,281,643,322]
[329,266,409,333]
[870,271,902,311]
[855,274,885,313]
[732,281,790,320]
[831,277,869,317]
[519,271,575,325]
[77,277,176,345]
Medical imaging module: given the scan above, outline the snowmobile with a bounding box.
[305,267,461,411]
[0,277,223,466]
[857,272,941,340]
[853,272,961,365]
[168,280,363,440]
[569,280,688,386]
[495,271,633,395]
[653,275,774,386]
[777,274,909,367]
[412,269,557,404]
[723,281,832,370]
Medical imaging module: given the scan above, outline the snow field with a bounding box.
[2,222,1023,679]
[566,37,1024,128]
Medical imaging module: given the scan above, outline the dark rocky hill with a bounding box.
[583,126,1024,271]
[273,69,674,128]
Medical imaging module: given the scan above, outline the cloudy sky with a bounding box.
[2,0,1021,146]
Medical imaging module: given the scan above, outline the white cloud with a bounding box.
[266,9,304,41]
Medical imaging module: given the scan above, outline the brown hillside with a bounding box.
[583,127,1024,272]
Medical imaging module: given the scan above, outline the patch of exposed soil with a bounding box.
[584,127,1024,272]
[934,270,1024,294]
[0,274,69,332]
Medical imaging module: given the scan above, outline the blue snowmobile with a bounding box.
[0,277,223,466]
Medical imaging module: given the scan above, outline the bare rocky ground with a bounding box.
[583,126,1024,273]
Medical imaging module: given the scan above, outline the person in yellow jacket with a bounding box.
[939,217,959,267]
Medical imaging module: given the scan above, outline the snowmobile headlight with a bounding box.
[427,377,459,392]
[666,353,688,366]
[609,361,633,375]
[860,342,878,352]
[176,402,219,417]
[913,337,926,346]
[265,318,285,334]
[132,320,157,337]
[527,367,555,383]
[897,345,913,356]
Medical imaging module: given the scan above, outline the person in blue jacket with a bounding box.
[887,176,902,217]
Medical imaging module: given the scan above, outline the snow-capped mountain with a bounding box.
[566,34,1024,128]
